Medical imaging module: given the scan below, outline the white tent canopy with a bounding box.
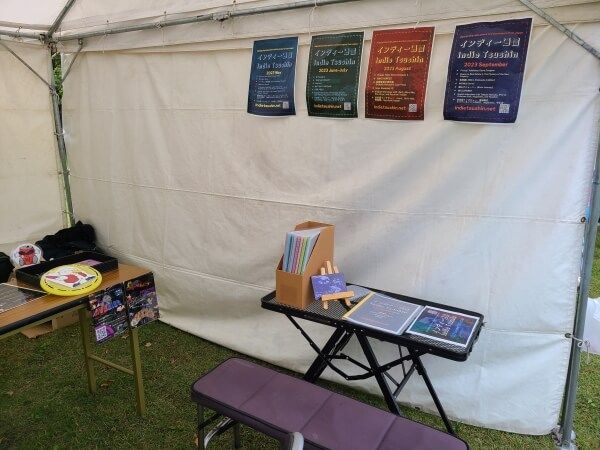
[1,0,599,445]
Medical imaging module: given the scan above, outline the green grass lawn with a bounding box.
[2,241,600,449]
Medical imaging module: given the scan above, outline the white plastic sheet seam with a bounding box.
[68,174,585,225]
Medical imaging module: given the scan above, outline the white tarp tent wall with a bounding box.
[1,0,599,441]
[0,42,64,254]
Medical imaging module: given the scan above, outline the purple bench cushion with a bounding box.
[191,358,468,450]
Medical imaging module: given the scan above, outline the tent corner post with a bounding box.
[48,45,74,228]
[558,127,600,449]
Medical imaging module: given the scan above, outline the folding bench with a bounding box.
[191,358,469,450]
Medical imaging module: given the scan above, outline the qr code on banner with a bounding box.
[95,325,108,341]
[343,102,351,111]
[499,103,510,114]
[408,103,418,113]
[282,101,289,109]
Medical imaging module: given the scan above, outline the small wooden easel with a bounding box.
[319,261,354,310]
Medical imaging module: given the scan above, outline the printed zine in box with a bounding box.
[405,306,479,347]
[124,273,159,328]
[89,284,129,343]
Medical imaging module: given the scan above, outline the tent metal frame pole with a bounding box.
[518,0,599,59]
[47,0,78,38]
[49,44,75,227]
[0,29,44,41]
[61,39,84,83]
[557,128,600,449]
[54,0,361,42]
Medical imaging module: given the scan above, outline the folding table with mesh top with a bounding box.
[261,285,484,436]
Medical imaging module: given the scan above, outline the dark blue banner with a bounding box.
[247,37,298,116]
[443,18,532,123]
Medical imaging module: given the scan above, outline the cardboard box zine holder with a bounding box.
[276,221,334,309]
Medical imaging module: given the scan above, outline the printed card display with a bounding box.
[306,32,364,118]
[43,265,97,289]
[443,18,532,123]
[366,27,435,120]
[343,292,423,335]
[89,284,129,343]
[311,273,347,300]
[248,37,298,116]
[406,306,480,347]
[124,273,159,328]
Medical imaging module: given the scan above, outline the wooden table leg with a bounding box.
[78,308,97,394]
[129,327,146,417]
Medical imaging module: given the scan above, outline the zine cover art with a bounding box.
[406,307,479,347]
[124,273,159,328]
[89,284,128,343]
[311,273,347,300]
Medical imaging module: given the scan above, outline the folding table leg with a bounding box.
[410,351,455,435]
[303,327,347,383]
[356,333,402,416]
[78,308,96,394]
[129,327,147,417]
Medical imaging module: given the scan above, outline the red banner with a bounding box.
[366,27,434,120]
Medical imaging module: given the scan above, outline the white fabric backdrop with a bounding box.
[62,1,600,435]
[0,42,63,254]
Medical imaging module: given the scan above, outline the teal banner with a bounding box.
[306,32,364,118]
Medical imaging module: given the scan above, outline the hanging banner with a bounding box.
[365,27,435,120]
[443,18,532,123]
[247,37,298,116]
[306,32,364,118]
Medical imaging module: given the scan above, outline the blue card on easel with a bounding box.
[311,273,347,300]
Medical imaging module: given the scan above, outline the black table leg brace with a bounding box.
[409,349,456,435]
[356,333,403,416]
[288,315,456,435]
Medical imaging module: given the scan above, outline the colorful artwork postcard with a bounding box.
[311,273,347,300]
[406,306,479,347]
[89,283,128,343]
[124,273,160,328]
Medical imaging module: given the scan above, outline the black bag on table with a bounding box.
[35,221,101,260]
[0,252,13,283]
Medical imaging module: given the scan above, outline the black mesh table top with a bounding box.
[261,284,484,362]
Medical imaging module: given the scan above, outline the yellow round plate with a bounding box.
[40,264,102,296]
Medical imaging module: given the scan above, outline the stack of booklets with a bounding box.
[281,228,321,274]
[343,287,480,347]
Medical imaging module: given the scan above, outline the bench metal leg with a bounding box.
[197,404,206,450]
[233,422,241,449]
[356,333,403,416]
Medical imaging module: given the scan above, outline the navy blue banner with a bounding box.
[247,37,298,116]
[443,18,532,123]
